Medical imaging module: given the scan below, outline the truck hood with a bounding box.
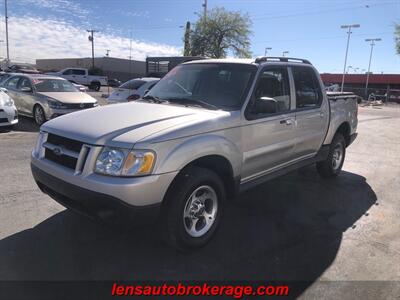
[37,92,96,104]
[41,102,231,148]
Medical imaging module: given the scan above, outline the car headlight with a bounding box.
[47,99,67,109]
[0,96,14,107]
[95,147,155,177]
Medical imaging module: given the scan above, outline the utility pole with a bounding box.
[87,29,98,69]
[202,0,207,21]
[128,30,133,79]
[5,0,9,65]
[364,38,381,99]
[105,49,110,57]
[340,24,360,92]
[264,47,272,56]
[183,21,191,56]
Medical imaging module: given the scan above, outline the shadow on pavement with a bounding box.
[0,116,40,133]
[0,166,377,298]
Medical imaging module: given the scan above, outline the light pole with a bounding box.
[347,65,353,73]
[364,38,381,99]
[4,0,9,65]
[264,47,272,56]
[282,51,289,57]
[87,29,98,69]
[340,24,360,92]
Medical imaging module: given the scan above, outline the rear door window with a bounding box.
[72,69,86,75]
[292,66,323,109]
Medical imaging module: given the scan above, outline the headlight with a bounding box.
[0,96,14,107]
[95,147,155,177]
[47,99,67,109]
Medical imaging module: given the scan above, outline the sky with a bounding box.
[0,0,399,73]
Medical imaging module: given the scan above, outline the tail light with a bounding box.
[127,94,140,101]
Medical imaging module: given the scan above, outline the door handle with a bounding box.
[280,119,293,125]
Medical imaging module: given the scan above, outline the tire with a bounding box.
[161,166,225,251]
[316,133,346,178]
[33,104,46,126]
[90,81,101,91]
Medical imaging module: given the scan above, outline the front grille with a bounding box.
[44,133,84,170]
[63,103,95,109]
[47,133,83,152]
[0,118,8,123]
[45,148,77,169]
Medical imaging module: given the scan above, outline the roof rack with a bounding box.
[254,56,312,65]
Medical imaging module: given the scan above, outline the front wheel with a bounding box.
[33,105,46,126]
[316,133,346,178]
[161,166,225,251]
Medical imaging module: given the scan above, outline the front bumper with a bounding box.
[0,106,18,126]
[31,163,167,225]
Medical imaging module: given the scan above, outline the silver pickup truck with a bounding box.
[31,57,358,250]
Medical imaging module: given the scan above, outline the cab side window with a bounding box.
[248,67,291,117]
[18,77,32,90]
[292,66,322,109]
[72,69,85,75]
[62,69,73,75]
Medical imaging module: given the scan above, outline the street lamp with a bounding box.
[282,51,289,57]
[364,38,381,98]
[347,65,353,73]
[264,47,272,56]
[340,24,360,92]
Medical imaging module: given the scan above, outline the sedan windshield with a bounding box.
[33,79,78,92]
[145,63,256,110]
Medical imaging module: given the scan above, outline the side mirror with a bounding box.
[0,87,8,93]
[143,89,150,96]
[253,97,277,114]
[20,87,32,93]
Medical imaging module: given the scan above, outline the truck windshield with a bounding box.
[34,79,78,92]
[145,63,256,110]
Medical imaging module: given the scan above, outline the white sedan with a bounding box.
[0,88,18,128]
[107,77,159,103]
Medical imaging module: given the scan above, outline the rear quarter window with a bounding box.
[292,66,323,109]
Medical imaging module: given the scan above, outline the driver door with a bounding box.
[241,66,297,182]
[17,77,36,115]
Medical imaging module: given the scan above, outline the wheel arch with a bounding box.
[336,122,351,146]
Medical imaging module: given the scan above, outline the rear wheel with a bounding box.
[90,81,101,91]
[33,105,46,125]
[161,166,225,251]
[316,133,346,178]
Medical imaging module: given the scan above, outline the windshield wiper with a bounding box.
[140,95,169,104]
[165,97,219,110]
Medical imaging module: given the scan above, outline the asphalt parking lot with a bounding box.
[0,104,399,298]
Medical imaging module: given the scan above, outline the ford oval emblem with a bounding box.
[80,103,85,108]
[53,147,63,156]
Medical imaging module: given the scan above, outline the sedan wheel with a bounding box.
[34,105,45,125]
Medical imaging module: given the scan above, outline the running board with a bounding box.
[239,145,329,193]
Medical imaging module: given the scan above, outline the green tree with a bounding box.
[395,24,400,55]
[189,7,252,58]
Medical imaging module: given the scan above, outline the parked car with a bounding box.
[0,73,15,85]
[72,83,87,92]
[5,64,40,74]
[107,78,121,87]
[0,87,18,128]
[1,74,98,125]
[31,57,358,250]
[107,77,159,103]
[47,68,107,91]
